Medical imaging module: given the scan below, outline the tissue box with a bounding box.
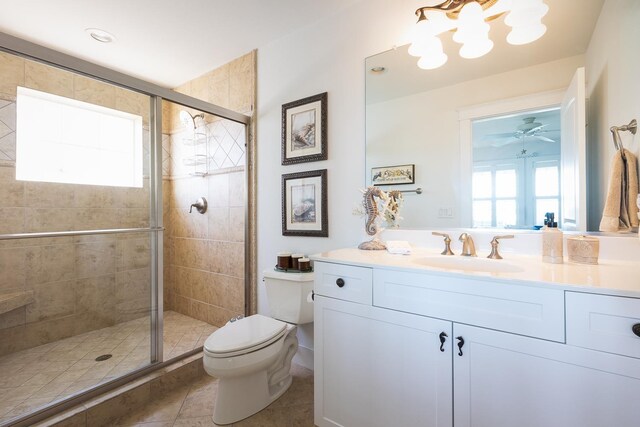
[567,236,599,265]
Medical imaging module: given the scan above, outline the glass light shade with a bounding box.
[409,35,444,57]
[458,1,484,21]
[408,42,425,57]
[505,0,549,27]
[507,23,546,45]
[459,38,494,59]
[413,18,434,40]
[417,52,448,70]
[426,11,457,35]
[453,20,490,43]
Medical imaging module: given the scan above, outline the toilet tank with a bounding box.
[263,270,314,325]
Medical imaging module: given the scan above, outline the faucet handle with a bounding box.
[432,232,454,256]
[487,235,515,259]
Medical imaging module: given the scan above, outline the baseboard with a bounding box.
[293,345,314,371]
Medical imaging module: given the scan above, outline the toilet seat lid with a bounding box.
[204,314,287,355]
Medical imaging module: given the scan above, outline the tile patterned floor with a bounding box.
[111,364,314,427]
[0,311,216,424]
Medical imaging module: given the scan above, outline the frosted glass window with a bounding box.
[473,171,492,198]
[473,200,492,227]
[535,166,559,197]
[496,200,516,227]
[495,169,516,198]
[16,86,143,187]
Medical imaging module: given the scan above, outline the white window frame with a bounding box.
[527,156,561,226]
[472,160,523,228]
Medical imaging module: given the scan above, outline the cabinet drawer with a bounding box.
[374,269,565,342]
[566,292,640,358]
[314,262,372,305]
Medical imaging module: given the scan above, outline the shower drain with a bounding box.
[95,354,113,362]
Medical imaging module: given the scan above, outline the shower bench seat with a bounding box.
[0,290,34,315]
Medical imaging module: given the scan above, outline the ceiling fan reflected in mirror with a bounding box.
[483,116,559,147]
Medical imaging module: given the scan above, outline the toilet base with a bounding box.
[213,370,293,425]
[210,327,298,425]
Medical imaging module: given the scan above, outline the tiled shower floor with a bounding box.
[0,311,217,424]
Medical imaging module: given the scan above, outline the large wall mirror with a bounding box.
[365,0,639,233]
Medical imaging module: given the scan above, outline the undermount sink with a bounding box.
[414,256,525,273]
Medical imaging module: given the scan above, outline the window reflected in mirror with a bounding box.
[472,108,561,229]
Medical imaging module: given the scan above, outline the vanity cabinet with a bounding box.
[314,261,640,427]
[314,295,452,427]
[454,324,640,427]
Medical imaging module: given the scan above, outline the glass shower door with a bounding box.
[0,52,160,425]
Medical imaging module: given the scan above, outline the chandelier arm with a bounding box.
[415,0,502,20]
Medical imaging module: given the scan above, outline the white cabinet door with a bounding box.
[314,295,453,427]
[454,324,640,427]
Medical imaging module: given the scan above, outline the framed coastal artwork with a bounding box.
[371,164,415,186]
[282,169,328,237]
[281,92,327,165]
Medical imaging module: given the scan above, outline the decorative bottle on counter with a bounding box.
[542,212,563,264]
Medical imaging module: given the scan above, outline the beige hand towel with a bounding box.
[599,149,639,231]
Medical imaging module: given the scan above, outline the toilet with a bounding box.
[203,270,314,425]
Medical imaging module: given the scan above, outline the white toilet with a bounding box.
[203,270,314,425]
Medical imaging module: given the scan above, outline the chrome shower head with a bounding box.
[179,110,205,129]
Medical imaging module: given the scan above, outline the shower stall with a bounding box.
[0,33,253,426]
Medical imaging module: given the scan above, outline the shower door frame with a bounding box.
[0,31,253,427]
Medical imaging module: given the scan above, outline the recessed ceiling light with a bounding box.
[85,28,116,43]
[370,66,386,74]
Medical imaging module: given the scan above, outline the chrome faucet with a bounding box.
[458,233,477,257]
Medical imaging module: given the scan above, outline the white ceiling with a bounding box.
[0,0,359,88]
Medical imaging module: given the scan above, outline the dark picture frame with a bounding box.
[281,92,328,165]
[282,169,328,237]
[371,164,415,186]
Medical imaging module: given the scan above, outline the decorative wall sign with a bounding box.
[371,164,415,185]
[282,169,328,237]
[281,92,327,165]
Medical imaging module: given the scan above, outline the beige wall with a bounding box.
[162,51,254,327]
[0,52,152,356]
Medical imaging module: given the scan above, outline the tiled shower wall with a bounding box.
[162,51,254,327]
[0,52,152,356]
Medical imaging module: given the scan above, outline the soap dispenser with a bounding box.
[542,212,563,264]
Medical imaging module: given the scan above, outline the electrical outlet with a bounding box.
[438,207,454,218]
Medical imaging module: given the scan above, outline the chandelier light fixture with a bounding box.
[409,0,549,70]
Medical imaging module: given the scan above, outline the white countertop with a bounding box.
[311,247,640,298]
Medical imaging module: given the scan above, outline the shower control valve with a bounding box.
[189,197,208,214]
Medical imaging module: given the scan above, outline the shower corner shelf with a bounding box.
[182,154,209,167]
[182,132,207,146]
[0,290,34,315]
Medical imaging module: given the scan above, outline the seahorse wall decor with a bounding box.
[358,186,388,250]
